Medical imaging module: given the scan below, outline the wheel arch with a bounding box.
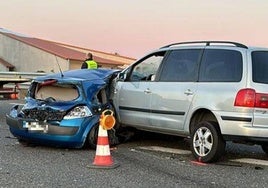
[81,116,100,147]
[189,108,222,135]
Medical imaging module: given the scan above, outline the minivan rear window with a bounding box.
[252,51,268,84]
[199,49,242,82]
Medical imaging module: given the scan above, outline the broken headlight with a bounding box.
[64,106,92,119]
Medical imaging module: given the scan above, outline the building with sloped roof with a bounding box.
[0,28,135,73]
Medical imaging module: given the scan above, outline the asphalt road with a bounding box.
[0,100,267,188]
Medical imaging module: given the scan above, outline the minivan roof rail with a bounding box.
[160,41,248,49]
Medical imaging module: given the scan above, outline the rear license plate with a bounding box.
[23,121,47,131]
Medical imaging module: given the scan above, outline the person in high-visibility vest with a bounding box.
[81,53,98,69]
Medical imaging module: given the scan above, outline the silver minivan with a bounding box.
[112,41,268,162]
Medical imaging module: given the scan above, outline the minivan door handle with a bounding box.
[144,88,152,94]
[184,89,193,96]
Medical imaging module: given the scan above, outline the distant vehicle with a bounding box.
[0,78,29,99]
[6,69,119,148]
[112,41,268,163]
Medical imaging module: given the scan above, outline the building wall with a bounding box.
[0,64,8,71]
[69,60,82,70]
[0,33,69,73]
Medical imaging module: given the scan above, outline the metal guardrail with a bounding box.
[0,71,47,78]
[0,71,47,89]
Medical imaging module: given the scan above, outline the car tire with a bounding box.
[18,138,28,145]
[261,144,268,155]
[18,139,37,147]
[87,124,99,149]
[87,124,119,149]
[190,121,226,163]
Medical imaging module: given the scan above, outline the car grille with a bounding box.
[23,108,66,121]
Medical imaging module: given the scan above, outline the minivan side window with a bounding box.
[199,49,242,82]
[129,52,165,81]
[252,51,268,84]
[159,49,201,82]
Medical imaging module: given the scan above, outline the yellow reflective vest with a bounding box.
[85,60,98,69]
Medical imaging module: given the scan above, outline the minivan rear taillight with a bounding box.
[235,88,268,108]
[255,93,268,108]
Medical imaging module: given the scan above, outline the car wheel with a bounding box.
[18,139,37,147]
[18,138,28,146]
[87,124,119,149]
[261,144,268,155]
[190,121,226,163]
[87,124,98,149]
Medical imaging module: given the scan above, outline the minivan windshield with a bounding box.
[252,51,268,84]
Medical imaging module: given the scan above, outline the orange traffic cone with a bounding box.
[88,110,119,169]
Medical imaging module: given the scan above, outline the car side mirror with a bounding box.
[117,72,127,81]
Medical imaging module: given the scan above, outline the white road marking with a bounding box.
[139,146,268,167]
[230,158,268,166]
[138,146,192,155]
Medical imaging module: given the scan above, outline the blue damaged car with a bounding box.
[6,69,119,148]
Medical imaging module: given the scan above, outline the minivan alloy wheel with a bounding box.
[190,121,226,163]
[193,127,213,157]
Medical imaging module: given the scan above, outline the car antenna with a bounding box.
[55,56,64,77]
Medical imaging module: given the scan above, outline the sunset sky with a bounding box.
[1,0,268,58]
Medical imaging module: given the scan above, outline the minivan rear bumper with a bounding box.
[217,113,268,142]
[223,135,268,144]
